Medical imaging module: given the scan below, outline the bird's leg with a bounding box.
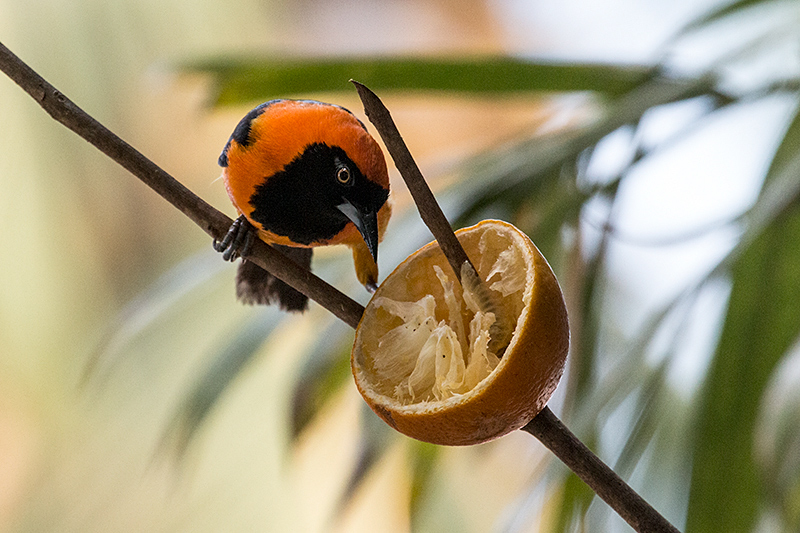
[213,215,255,262]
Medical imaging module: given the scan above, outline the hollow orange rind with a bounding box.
[351,220,569,445]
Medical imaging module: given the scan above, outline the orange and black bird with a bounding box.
[214,99,392,311]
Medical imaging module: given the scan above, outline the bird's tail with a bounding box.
[236,245,312,312]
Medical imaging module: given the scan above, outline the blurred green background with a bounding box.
[2,0,800,531]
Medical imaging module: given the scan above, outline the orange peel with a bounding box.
[351,220,569,445]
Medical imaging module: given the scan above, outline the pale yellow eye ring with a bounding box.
[336,166,352,185]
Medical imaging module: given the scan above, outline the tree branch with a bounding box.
[0,41,679,533]
[0,41,364,329]
[351,80,680,533]
[523,407,680,533]
[352,80,476,282]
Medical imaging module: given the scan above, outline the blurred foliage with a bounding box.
[687,100,800,533]
[165,3,800,529]
[5,0,800,532]
[184,55,655,105]
[170,0,800,531]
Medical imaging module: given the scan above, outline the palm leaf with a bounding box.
[408,440,441,530]
[451,74,719,221]
[680,0,780,34]
[686,103,800,532]
[290,323,355,438]
[164,311,280,455]
[183,55,655,105]
[335,404,398,512]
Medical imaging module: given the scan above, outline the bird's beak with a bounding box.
[337,198,379,263]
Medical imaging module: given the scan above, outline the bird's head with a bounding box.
[219,99,391,263]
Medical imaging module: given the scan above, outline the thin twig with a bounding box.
[351,80,515,355]
[352,80,476,282]
[0,41,680,533]
[523,408,680,533]
[0,40,364,329]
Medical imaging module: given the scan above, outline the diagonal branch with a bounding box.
[0,41,679,533]
[523,407,680,533]
[352,80,680,533]
[352,80,476,282]
[0,41,364,329]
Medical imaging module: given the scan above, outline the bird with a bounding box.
[213,99,391,312]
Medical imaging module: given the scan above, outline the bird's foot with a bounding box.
[213,215,255,262]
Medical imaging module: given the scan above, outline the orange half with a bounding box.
[351,220,569,445]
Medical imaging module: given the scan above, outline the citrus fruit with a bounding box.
[351,219,569,445]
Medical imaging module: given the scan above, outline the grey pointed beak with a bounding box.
[337,198,379,263]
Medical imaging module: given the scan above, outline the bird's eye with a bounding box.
[336,165,353,185]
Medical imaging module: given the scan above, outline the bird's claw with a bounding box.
[214,215,255,262]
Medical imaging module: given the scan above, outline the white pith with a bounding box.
[355,225,530,408]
